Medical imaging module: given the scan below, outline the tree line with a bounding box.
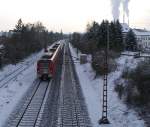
[3,19,63,65]
[71,20,136,53]
[71,20,124,53]
[70,20,136,75]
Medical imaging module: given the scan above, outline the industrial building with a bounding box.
[121,23,150,52]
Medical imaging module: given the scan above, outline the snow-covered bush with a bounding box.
[92,50,118,75]
[114,83,125,99]
[116,59,150,105]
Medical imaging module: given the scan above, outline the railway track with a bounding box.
[38,47,63,127]
[5,41,92,127]
[6,79,51,127]
[38,43,92,127]
[57,43,92,127]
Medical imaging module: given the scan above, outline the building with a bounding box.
[0,30,14,38]
[121,23,131,47]
[121,23,150,52]
[121,23,131,37]
[133,29,150,52]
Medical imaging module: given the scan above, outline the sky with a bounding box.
[0,0,150,33]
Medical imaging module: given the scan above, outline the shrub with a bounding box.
[92,50,118,75]
[118,60,150,105]
[115,83,125,99]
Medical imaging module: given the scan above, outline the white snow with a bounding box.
[69,43,145,127]
[0,40,146,127]
[0,41,58,127]
[122,51,150,57]
[0,51,43,127]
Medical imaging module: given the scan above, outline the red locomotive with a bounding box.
[37,42,63,80]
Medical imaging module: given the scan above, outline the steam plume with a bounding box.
[123,0,130,17]
[111,0,131,21]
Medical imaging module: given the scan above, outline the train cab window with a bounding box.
[55,44,60,46]
[53,45,58,48]
[49,48,56,52]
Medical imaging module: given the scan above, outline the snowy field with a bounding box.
[69,43,145,127]
[0,50,44,127]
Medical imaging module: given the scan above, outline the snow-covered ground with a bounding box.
[0,40,64,127]
[69,43,145,127]
[0,40,146,127]
[0,51,44,127]
[122,51,150,57]
[0,51,41,81]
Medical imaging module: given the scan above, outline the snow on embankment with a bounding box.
[69,43,145,127]
[0,51,43,127]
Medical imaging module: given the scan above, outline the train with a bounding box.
[37,41,63,80]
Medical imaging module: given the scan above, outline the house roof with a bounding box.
[121,23,130,33]
[121,23,150,36]
[133,29,150,36]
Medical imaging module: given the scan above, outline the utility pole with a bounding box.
[99,23,110,124]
